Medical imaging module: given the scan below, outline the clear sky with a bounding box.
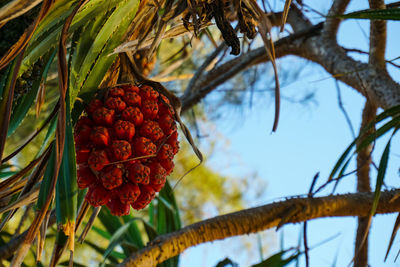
[179,1,400,267]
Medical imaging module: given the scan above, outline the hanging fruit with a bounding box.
[74,84,179,216]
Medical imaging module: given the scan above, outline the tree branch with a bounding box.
[368,0,386,69]
[323,0,351,40]
[180,5,400,112]
[119,189,400,267]
[302,36,400,108]
[180,22,323,112]
[354,101,376,267]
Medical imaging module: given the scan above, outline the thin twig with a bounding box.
[335,80,356,138]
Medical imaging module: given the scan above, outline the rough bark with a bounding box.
[119,189,400,267]
[354,101,376,267]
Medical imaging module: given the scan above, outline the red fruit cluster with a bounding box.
[74,84,179,216]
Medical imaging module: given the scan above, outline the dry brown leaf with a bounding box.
[152,73,194,82]
[0,158,39,192]
[280,0,292,32]
[78,206,101,243]
[0,147,51,232]
[112,22,211,55]
[0,184,39,214]
[243,0,281,131]
[0,0,42,28]
[2,101,58,163]
[75,200,90,234]
[0,49,25,164]
[0,0,53,70]
[36,207,51,261]
[385,213,400,261]
[0,177,28,200]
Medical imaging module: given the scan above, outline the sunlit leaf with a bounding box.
[69,0,140,106]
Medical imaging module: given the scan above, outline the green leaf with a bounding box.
[8,49,56,136]
[36,116,58,157]
[84,240,120,264]
[158,181,182,232]
[357,116,399,152]
[156,195,176,213]
[91,224,112,240]
[156,196,167,234]
[142,220,158,242]
[50,230,69,264]
[20,0,79,74]
[329,106,400,179]
[155,181,181,267]
[102,219,141,265]
[21,0,122,75]
[70,0,140,106]
[0,62,12,98]
[339,8,400,20]
[370,139,391,216]
[215,258,239,267]
[0,59,18,149]
[148,202,155,226]
[121,216,145,249]
[55,89,77,232]
[37,142,56,210]
[98,207,123,234]
[58,261,87,267]
[97,206,137,257]
[0,171,18,178]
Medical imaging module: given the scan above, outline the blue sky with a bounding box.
[179,1,400,266]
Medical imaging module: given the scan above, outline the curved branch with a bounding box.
[119,189,400,267]
[323,0,351,40]
[302,36,400,108]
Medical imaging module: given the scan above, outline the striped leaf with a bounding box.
[69,0,140,106]
[55,89,77,245]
